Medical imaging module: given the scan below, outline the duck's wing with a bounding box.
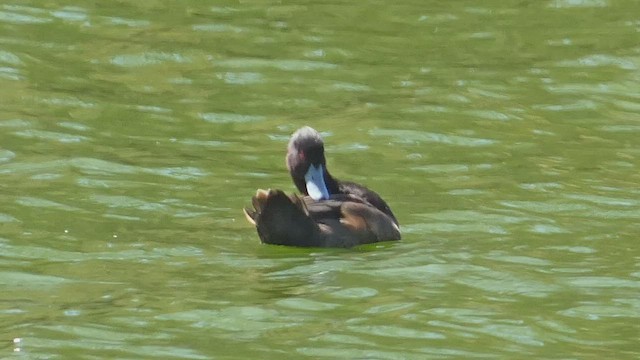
[304,195,401,245]
[337,181,399,226]
[244,190,400,247]
[244,189,325,247]
[338,201,401,242]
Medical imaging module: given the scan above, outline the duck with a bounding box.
[244,126,400,247]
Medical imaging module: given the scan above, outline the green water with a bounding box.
[1,1,639,358]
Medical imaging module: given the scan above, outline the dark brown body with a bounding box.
[244,189,400,248]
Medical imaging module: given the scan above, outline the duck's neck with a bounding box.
[323,170,340,195]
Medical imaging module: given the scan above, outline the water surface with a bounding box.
[1,1,639,359]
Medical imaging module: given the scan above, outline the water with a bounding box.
[1,1,639,358]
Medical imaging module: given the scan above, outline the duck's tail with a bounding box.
[243,189,322,246]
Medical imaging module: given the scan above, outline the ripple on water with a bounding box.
[500,200,589,213]
[0,271,70,288]
[276,298,340,311]
[309,333,376,347]
[89,195,169,212]
[199,112,266,124]
[404,104,450,113]
[0,119,34,128]
[369,129,496,147]
[484,253,552,267]
[0,213,18,222]
[15,196,84,212]
[177,138,230,147]
[50,7,88,22]
[32,324,208,360]
[405,222,509,235]
[406,210,523,235]
[110,52,191,67]
[0,10,51,24]
[102,16,150,27]
[57,121,91,132]
[429,319,545,348]
[548,0,610,8]
[411,163,494,174]
[543,245,597,254]
[559,305,640,320]
[364,302,416,314]
[1,242,85,262]
[481,324,544,347]
[216,71,264,85]
[565,276,640,289]
[454,270,560,298]
[330,82,371,92]
[519,182,564,192]
[157,307,300,336]
[0,159,68,175]
[600,124,640,133]
[544,81,640,98]
[192,23,246,33]
[330,287,378,299]
[463,109,517,121]
[348,324,445,340]
[214,58,338,71]
[354,264,489,282]
[39,96,96,109]
[530,224,569,234]
[425,307,496,323]
[0,50,23,65]
[412,164,469,174]
[13,129,89,143]
[563,193,638,207]
[266,265,351,287]
[0,149,16,163]
[69,157,208,180]
[416,210,535,224]
[533,99,598,112]
[70,158,136,175]
[609,98,640,112]
[0,66,21,81]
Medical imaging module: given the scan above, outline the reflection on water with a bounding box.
[1,0,639,359]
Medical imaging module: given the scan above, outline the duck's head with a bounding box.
[286,126,331,200]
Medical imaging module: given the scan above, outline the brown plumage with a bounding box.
[244,127,400,248]
[243,189,400,247]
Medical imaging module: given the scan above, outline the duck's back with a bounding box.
[336,181,398,226]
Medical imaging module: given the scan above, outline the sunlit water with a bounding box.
[1,1,639,359]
